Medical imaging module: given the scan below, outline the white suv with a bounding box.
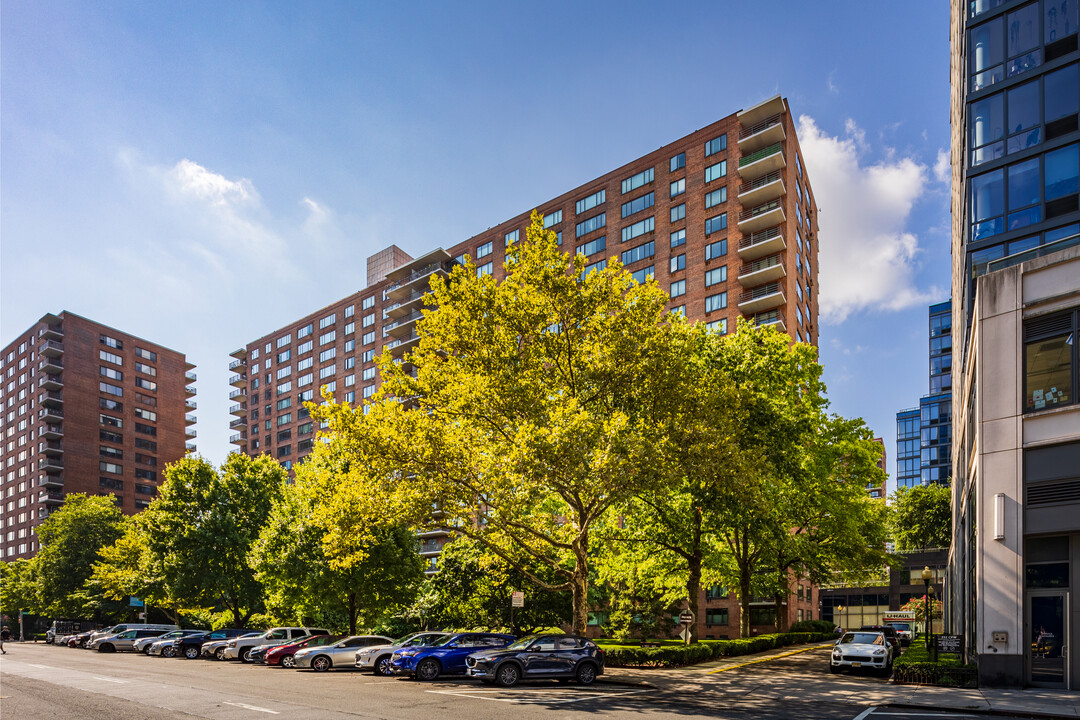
[223,627,330,663]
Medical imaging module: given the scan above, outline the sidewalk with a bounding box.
[600,642,1080,718]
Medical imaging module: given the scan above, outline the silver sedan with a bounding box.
[295,635,393,672]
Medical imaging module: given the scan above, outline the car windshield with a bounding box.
[396,633,440,648]
[842,633,885,645]
[306,635,341,647]
[505,636,540,650]
[889,623,912,631]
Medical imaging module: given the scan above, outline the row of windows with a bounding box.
[970,143,1079,241]
[968,0,1078,93]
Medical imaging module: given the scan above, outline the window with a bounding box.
[362,367,376,381]
[135,377,156,392]
[344,304,354,318]
[670,178,685,198]
[277,413,292,426]
[100,365,123,381]
[134,408,156,422]
[100,382,122,397]
[362,295,375,310]
[135,453,157,466]
[134,361,156,376]
[582,258,607,278]
[319,330,336,345]
[362,331,375,345]
[298,357,313,371]
[1044,64,1079,132]
[344,339,355,352]
[476,241,493,259]
[477,262,493,276]
[621,216,654,242]
[100,335,123,350]
[705,609,729,626]
[621,191,654,218]
[277,380,293,394]
[1024,309,1077,412]
[705,238,727,260]
[277,397,292,410]
[277,349,291,363]
[100,413,122,428]
[100,445,123,460]
[630,266,654,284]
[707,318,728,334]
[134,347,156,362]
[670,203,686,223]
[277,334,292,348]
[363,385,376,398]
[362,349,374,363]
[705,213,727,235]
[705,292,727,313]
[670,253,686,273]
[319,365,336,379]
[135,438,156,451]
[1045,143,1079,201]
[578,236,606,257]
[670,228,686,248]
[670,152,685,172]
[575,189,605,215]
[344,356,355,370]
[543,209,562,227]
[298,340,313,356]
[705,160,726,183]
[705,187,727,208]
[297,323,313,339]
[705,266,727,287]
[319,347,337,362]
[621,241,654,266]
[319,314,336,329]
[670,279,686,298]
[100,461,122,474]
[100,350,122,365]
[621,167,654,194]
[100,430,123,444]
[504,229,519,246]
[576,212,606,238]
[705,134,727,156]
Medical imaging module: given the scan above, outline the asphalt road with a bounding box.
[0,642,1035,720]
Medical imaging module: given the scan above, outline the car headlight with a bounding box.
[832,649,842,657]
[873,649,886,656]
[227,641,236,648]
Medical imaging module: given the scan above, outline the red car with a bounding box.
[264,634,342,668]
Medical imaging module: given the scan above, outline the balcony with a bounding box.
[186,442,197,453]
[739,112,787,155]
[186,399,197,410]
[39,373,63,390]
[39,456,64,472]
[750,310,787,333]
[39,490,65,506]
[738,142,785,181]
[186,428,197,439]
[229,433,247,445]
[42,440,63,456]
[229,388,247,401]
[738,170,785,208]
[229,418,247,430]
[230,347,247,360]
[39,474,63,488]
[41,423,64,439]
[185,385,197,397]
[737,200,786,234]
[383,289,427,319]
[39,356,63,375]
[384,249,453,303]
[229,373,247,388]
[185,413,197,426]
[39,339,64,357]
[229,402,247,416]
[738,254,786,287]
[738,95,785,133]
[738,282,786,314]
[185,371,197,383]
[228,358,245,371]
[39,324,64,342]
[386,332,421,357]
[737,226,786,261]
[39,390,63,408]
[39,406,63,423]
[384,310,424,338]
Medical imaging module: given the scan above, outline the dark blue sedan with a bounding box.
[465,634,604,687]
[390,632,515,680]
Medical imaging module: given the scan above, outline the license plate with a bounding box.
[851,662,862,667]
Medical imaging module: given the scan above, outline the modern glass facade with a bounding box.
[896,408,922,489]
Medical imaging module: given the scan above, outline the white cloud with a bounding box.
[796,115,939,324]
[169,159,257,207]
[933,149,950,184]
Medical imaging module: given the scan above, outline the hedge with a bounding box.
[892,639,977,688]
[599,631,834,668]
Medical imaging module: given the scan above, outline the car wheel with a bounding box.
[184,646,200,660]
[99,643,115,653]
[375,655,392,676]
[144,646,153,655]
[215,647,226,661]
[415,658,441,681]
[829,663,841,674]
[281,654,296,669]
[162,645,177,658]
[495,663,520,688]
[575,662,597,685]
[312,655,332,672]
[240,648,252,663]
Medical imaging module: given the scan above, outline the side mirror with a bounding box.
[527,645,540,652]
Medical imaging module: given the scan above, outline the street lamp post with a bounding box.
[922,566,933,652]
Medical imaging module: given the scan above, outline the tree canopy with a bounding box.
[889,484,952,551]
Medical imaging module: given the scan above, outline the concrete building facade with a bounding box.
[1,312,195,560]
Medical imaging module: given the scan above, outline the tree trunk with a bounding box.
[348,593,358,635]
[570,528,590,636]
[739,562,752,638]
[774,590,785,633]
[685,508,703,643]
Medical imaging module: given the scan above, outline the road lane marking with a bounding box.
[706,643,834,674]
[93,676,129,683]
[870,714,981,718]
[223,701,280,714]
[853,709,877,720]
[425,688,652,705]
[27,663,52,669]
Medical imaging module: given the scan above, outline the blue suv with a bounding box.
[465,634,604,687]
[390,632,514,680]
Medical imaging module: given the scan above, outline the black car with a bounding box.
[465,634,604,687]
[173,628,258,660]
[860,625,902,655]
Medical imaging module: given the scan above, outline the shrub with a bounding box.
[789,619,835,634]
[893,640,977,687]
[599,631,833,668]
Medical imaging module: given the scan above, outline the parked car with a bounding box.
[860,625,903,655]
[223,627,331,663]
[265,634,344,668]
[65,630,98,648]
[87,623,177,649]
[355,631,447,675]
[135,629,203,655]
[95,628,177,653]
[249,634,331,665]
[390,632,515,681]
[830,630,894,675]
[885,621,914,646]
[295,635,393,672]
[203,632,263,660]
[465,634,605,687]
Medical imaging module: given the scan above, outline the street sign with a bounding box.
[511,591,525,608]
[129,597,144,607]
[935,634,963,654]
[680,626,691,643]
[679,610,694,625]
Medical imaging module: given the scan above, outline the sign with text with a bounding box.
[679,610,694,625]
[511,591,525,608]
[935,634,963,654]
[129,597,144,607]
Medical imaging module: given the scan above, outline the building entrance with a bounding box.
[1027,591,1069,689]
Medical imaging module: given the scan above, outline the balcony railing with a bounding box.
[39,340,64,356]
[39,490,65,504]
[387,333,421,350]
[738,226,783,251]
[39,474,63,488]
[751,310,784,327]
[739,282,783,305]
[39,324,64,341]
[741,255,783,276]
[228,374,246,386]
[186,428,197,438]
[383,290,428,316]
[384,310,425,332]
[739,200,782,223]
[39,374,63,389]
[39,407,64,421]
[186,399,197,410]
[186,442,197,452]
[39,457,64,471]
[185,413,197,425]
[185,371,197,382]
[740,170,783,195]
[387,263,442,292]
[739,113,783,141]
[229,388,246,400]
[42,440,63,454]
[229,403,247,414]
[228,359,245,371]
[229,418,246,430]
[39,356,64,374]
[41,423,64,438]
[739,142,782,168]
[39,390,63,406]
[229,433,246,444]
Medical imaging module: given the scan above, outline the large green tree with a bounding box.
[0,558,38,634]
[92,514,187,625]
[889,484,952,551]
[250,479,424,634]
[142,454,285,627]
[33,494,125,618]
[304,212,675,634]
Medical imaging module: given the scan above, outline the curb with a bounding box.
[875,703,1077,720]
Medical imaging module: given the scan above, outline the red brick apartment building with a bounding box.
[1,312,195,559]
[228,95,820,636]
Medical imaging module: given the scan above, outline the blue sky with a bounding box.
[1,1,952,494]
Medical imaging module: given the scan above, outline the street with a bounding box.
[0,643,1041,720]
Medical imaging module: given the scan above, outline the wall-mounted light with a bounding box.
[994,493,1005,541]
